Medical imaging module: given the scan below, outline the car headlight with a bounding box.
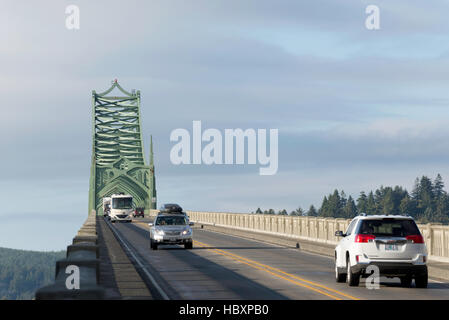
[182,229,192,235]
[154,229,165,235]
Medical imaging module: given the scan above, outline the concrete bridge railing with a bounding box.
[187,211,449,263]
[35,210,104,299]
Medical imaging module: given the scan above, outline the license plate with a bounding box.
[385,244,398,251]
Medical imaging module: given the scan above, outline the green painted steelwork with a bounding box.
[88,80,157,215]
[149,135,157,210]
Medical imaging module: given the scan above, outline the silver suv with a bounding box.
[149,214,194,250]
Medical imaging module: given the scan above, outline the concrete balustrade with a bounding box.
[187,211,449,263]
[35,210,105,300]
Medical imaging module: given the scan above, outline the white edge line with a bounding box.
[107,220,170,300]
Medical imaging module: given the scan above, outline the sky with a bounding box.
[2,1,449,250]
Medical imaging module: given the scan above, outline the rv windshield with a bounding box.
[112,197,133,209]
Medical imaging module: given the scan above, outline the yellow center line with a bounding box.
[194,241,342,300]
[132,221,359,300]
[194,240,360,301]
[134,221,148,227]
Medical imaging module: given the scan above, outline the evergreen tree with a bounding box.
[340,190,347,210]
[434,174,445,200]
[357,191,368,213]
[278,209,288,215]
[381,188,395,215]
[343,196,358,218]
[421,207,434,223]
[319,196,328,217]
[366,191,376,215]
[326,190,343,217]
[434,197,449,223]
[307,205,318,217]
[374,187,385,214]
[292,207,304,216]
[399,195,414,216]
[411,177,420,200]
[419,176,434,209]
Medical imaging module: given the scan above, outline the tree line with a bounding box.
[0,247,65,300]
[253,174,449,224]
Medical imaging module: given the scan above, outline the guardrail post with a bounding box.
[324,218,329,242]
[441,227,446,258]
[306,217,310,238]
[428,224,434,256]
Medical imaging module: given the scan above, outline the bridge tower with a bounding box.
[88,80,157,215]
[149,135,157,210]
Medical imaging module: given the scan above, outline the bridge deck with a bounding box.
[106,217,449,300]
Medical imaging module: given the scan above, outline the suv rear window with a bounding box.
[357,219,420,237]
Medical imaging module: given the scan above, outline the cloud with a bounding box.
[1,1,449,249]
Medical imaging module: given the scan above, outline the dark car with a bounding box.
[159,203,183,214]
[133,207,145,218]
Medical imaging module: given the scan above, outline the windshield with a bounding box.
[112,197,133,209]
[155,216,187,226]
[358,219,420,237]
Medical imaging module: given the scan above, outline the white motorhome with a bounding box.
[110,193,133,223]
[102,197,111,217]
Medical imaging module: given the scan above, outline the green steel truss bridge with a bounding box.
[88,80,156,215]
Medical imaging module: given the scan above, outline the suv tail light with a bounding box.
[406,235,424,243]
[355,234,376,243]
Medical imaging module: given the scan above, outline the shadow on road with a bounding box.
[116,222,291,300]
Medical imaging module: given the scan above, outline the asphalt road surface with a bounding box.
[109,218,449,300]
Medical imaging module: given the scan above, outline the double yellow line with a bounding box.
[132,221,358,300]
[194,240,360,300]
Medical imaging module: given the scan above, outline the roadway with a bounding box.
[108,217,449,300]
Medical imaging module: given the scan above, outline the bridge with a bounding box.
[88,79,156,215]
[35,82,449,300]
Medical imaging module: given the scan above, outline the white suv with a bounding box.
[334,214,428,288]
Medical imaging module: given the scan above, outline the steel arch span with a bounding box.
[88,80,157,215]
